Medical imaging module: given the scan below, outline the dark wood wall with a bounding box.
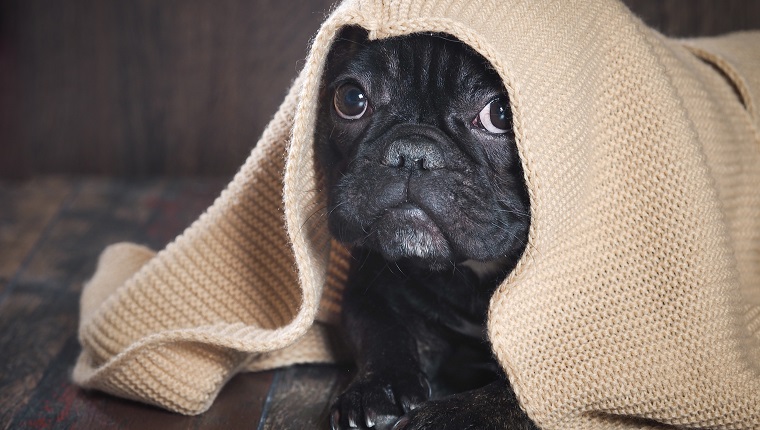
[1,0,759,179]
[0,0,337,179]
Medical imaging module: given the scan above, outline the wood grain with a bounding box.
[1,2,759,424]
[1,0,758,179]
[0,177,357,429]
[0,178,231,429]
[624,0,760,37]
[8,336,275,430]
[0,178,74,293]
[259,365,351,430]
[0,0,336,178]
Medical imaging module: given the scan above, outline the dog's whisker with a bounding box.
[491,206,531,218]
[317,31,535,429]
[298,205,329,232]
[327,200,348,216]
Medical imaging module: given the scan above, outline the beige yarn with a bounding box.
[74,0,760,427]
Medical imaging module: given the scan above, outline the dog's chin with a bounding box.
[366,204,453,269]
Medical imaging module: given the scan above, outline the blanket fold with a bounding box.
[74,0,760,427]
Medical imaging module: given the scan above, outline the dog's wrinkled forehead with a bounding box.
[326,29,505,112]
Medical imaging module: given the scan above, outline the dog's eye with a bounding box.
[333,83,370,120]
[476,97,512,134]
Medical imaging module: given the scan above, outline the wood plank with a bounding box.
[0,178,229,428]
[258,365,352,430]
[7,337,275,430]
[4,1,757,180]
[0,0,335,179]
[0,178,74,294]
[0,286,80,430]
[623,0,760,37]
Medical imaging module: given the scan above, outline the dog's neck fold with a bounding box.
[72,0,760,426]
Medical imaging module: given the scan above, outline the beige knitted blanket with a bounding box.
[74,0,760,428]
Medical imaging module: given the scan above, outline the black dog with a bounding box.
[316,27,536,430]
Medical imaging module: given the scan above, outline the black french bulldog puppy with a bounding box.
[316,27,536,430]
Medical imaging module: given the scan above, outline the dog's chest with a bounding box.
[388,265,498,342]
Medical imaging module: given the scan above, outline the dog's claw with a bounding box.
[365,408,377,427]
[392,416,410,430]
[331,371,431,430]
[347,410,359,428]
[420,375,431,398]
[399,396,416,413]
[330,409,340,430]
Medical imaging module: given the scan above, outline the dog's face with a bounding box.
[316,29,530,270]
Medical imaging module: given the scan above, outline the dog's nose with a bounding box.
[382,137,445,171]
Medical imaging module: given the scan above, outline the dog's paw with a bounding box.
[390,383,537,430]
[330,371,431,430]
[390,397,495,430]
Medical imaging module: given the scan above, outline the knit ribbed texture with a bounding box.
[74,0,760,427]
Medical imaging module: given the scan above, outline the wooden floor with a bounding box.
[0,177,351,429]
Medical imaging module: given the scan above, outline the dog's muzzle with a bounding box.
[382,136,445,171]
